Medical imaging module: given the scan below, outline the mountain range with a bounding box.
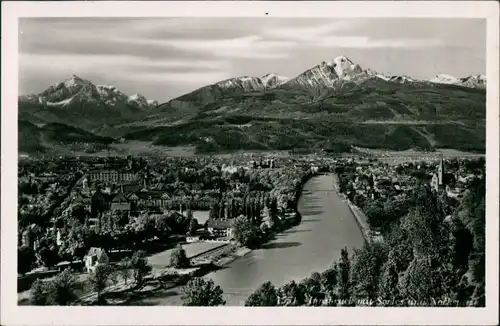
[18,56,486,155]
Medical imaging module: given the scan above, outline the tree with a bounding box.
[219,201,225,219]
[186,207,194,219]
[278,280,306,306]
[233,215,260,248]
[378,250,400,305]
[111,210,130,229]
[398,256,442,305]
[154,214,171,240]
[38,245,60,268]
[71,204,88,224]
[18,246,35,275]
[135,213,156,239]
[382,197,410,232]
[385,223,414,272]
[269,197,278,217]
[365,200,385,229]
[118,257,132,285]
[447,217,473,272]
[181,277,226,306]
[401,186,446,258]
[259,221,270,235]
[320,263,338,292]
[457,177,485,289]
[209,202,219,220]
[188,218,198,235]
[48,268,79,305]
[30,279,51,305]
[89,263,115,304]
[170,244,190,269]
[130,250,151,287]
[300,273,324,306]
[350,243,388,304]
[336,247,351,305]
[245,281,278,306]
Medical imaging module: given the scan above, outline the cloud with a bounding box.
[266,20,445,49]
[318,36,444,49]
[18,18,485,102]
[20,53,226,71]
[265,21,361,41]
[130,71,233,85]
[165,35,297,59]
[19,53,230,87]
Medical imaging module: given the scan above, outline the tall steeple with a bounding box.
[438,156,445,186]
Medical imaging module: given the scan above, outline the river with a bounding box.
[142,173,365,306]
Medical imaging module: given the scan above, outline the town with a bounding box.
[18,153,315,304]
[17,151,485,306]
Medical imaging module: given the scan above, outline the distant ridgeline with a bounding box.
[18,57,486,155]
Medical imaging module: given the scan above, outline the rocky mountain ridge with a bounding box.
[430,73,486,89]
[20,75,158,111]
[18,56,486,155]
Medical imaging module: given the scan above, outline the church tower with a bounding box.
[437,156,445,188]
[431,156,446,192]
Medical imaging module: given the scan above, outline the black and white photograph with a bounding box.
[1,1,499,325]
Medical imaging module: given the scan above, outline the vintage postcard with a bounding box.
[1,1,499,325]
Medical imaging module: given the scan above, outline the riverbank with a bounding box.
[213,247,252,267]
[331,174,372,243]
[87,173,363,306]
[75,243,239,305]
[345,199,372,243]
[104,245,251,306]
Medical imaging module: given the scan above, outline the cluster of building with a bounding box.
[344,157,480,205]
[343,163,414,201]
[87,169,136,183]
[249,158,276,169]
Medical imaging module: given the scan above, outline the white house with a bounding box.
[207,219,235,239]
[84,247,109,273]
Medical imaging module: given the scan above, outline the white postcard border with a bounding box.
[2,1,499,325]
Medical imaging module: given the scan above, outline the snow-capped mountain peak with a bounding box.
[328,56,360,78]
[213,73,290,92]
[459,74,486,88]
[127,93,154,110]
[19,76,158,111]
[97,84,119,92]
[35,75,100,105]
[219,76,266,92]
[260,73,289,88]
[282,55,368,90]
[430,74,459,84]
[388,75,415,84]
[96,84,125,96]
[63,75,92,89]
[96,84,129,107]
[430,73,486,88]
[129,93,145,101]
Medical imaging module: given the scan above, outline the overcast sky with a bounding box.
[19,18,485,103]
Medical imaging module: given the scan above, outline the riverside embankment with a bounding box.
[135,173,365,306]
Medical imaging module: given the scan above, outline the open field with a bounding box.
[109,141,197,157]
[353,147,485,165]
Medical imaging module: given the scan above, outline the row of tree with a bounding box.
[30,250,152,305]
[242,179,485,307]
[182,177,485,307]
